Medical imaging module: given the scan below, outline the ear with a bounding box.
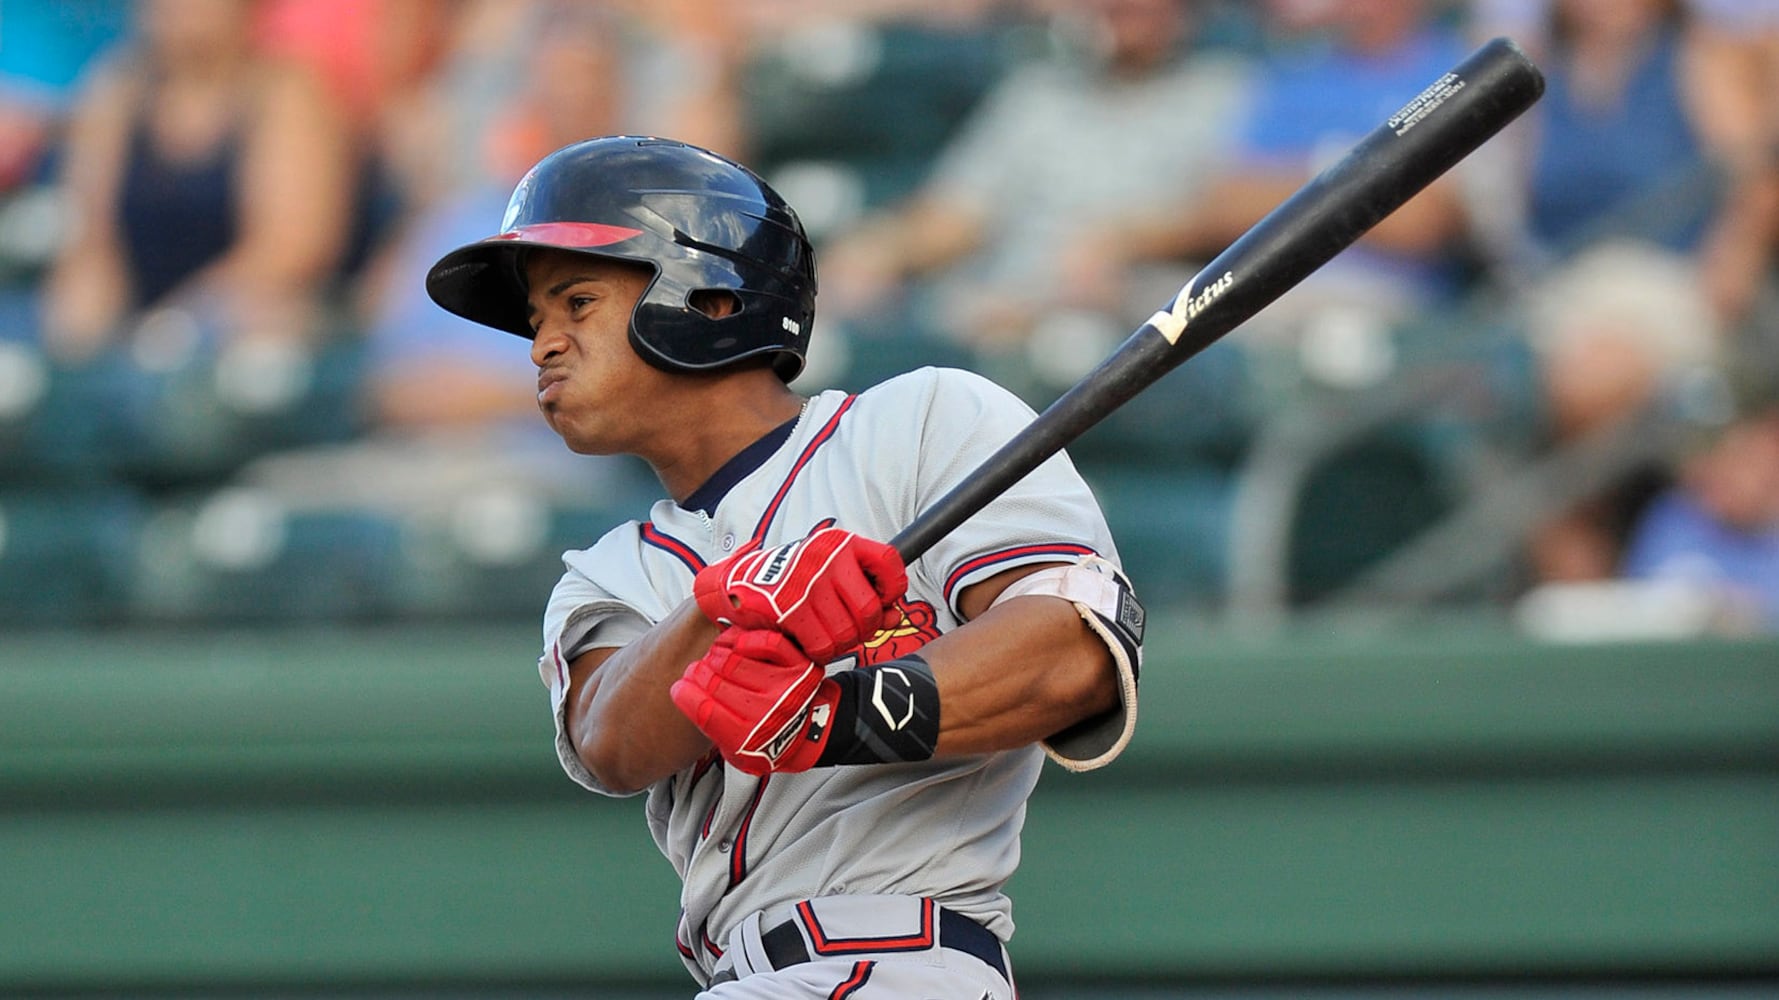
[688,289,742,319]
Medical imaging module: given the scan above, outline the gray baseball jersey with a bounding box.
[536,366,1132,985]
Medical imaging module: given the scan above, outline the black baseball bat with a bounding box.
[889,36,1545,563]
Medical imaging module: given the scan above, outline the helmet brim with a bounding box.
[425,223,647,338]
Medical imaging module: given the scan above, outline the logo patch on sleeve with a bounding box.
[1116,589,1146,645]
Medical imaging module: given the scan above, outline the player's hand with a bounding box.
[692,527,908,662]
[669,628,835,775]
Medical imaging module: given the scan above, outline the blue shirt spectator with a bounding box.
[1529,26,1707,253]
[1235,18,1472,299]
[1621,405,1779,632]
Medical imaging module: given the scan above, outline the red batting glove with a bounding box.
[692,527,908,662]
[669,628,836,775]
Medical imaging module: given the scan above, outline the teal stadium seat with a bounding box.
[0,338,56,483]
[0,486,143,626]
[744,18,1016,233]
[1077,460,1235,612]
[127,489,404,623]
[1068,340,1257,469]
[382,468,664,622]
[9,334,370,490]
[108,337,369,488]
[1283,425,1462,606]
[826,324,976,394]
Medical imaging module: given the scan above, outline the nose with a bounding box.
[530,320,568,367]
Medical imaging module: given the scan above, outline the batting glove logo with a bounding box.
[748,537,804,587]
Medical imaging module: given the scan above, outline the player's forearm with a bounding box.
[566,600,719,794]
[921,595,1118,758]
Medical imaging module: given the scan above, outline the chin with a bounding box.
[558,428,618,457]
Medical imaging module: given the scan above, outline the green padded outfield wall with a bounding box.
[2,620,1776,995]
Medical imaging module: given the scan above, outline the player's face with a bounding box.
[524,249,669,455]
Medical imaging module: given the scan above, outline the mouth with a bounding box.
[536,368,567,405]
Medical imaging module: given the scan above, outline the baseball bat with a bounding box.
[888,36,1545,564]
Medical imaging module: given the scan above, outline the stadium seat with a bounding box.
[0,333,370,492]
[824,320,977,394]
[0,485,143,626]
[127,488,405,623]
[1282,425,1463,606]
[105,337,370,489]
[745,18,1016,228]
[380,469,663,622]
[1068,340,1257,469]
[1077,460,1236,611]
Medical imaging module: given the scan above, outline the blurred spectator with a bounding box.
[1520,239,1722,584]
[41,0,357,362]
[1620,399,1779,633]
[0,0,128,194]
[0,1,127,316]
[1476,0,1779,141]
[1465,0,1777,597]
[375,0,746,212]
[352,0,745,440]
[254,0,450,135]
[1065,0,1478,366]
[241,0,744,509]
[253,0,456,281]
[1686,0,1779,140]
[818,0,1254,366]
[1498,0,1778,325]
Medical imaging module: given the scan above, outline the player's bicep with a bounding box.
[979,556,1144,771]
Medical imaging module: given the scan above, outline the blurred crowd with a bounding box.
[1,0,1776,636]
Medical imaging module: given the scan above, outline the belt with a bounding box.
[709,903,1007,986]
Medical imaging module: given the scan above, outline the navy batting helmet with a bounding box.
[425,136,816,381]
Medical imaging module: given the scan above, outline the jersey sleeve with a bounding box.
[537,525,671,798]
[895,368,1120,615]
[891,368,1140,770]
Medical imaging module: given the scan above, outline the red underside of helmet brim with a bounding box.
[489,222,644,247]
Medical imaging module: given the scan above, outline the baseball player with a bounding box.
[425,136,1143,998]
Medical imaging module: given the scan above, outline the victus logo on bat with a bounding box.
[1184,270,1234,321]
[1151,269,1234,344]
